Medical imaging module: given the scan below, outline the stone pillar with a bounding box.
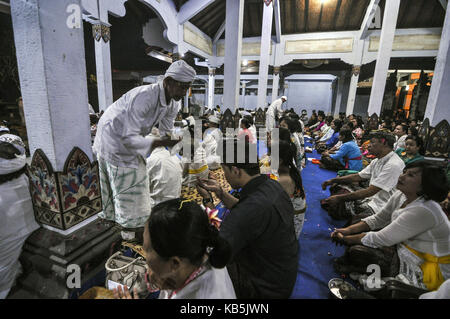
[346,66,360,115]
[257,1,274,109]
[208,67,215,110]
[223,0,244,111]
[11,0,93,171]
[271,66,281,102]
[334,74,345,116]
[9,0,120,298]
[424,0,450,126]
[367,0,401,116]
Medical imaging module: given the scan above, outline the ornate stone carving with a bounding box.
[28,147,102,230]
[352,65,361,77]
[425,119,449,158]
[92,23,110,43]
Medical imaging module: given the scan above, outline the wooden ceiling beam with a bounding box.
[318,2,324,31]
[193,3,223,28]
[177,0,216,24]
[293,0,299,33]
[304,0,309,33]
[343,0,354,31]
[333,0,342,30]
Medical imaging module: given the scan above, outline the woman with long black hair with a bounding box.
[276,140,307,239]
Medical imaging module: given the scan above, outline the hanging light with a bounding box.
[242,60,248,66]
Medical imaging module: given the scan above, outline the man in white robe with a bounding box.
[93,60,196,240]
[0,134,40,299]
[265,96,287,131]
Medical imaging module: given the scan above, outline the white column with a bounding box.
[241,81,246,108]
[11,0,92,170]
[94,25,113,111]
[223,0,244,111]
[424,0,450,126]
[367,0,400,116]
[271,67,280,102]
[184,90,189,113]
[346,66,360,116]
[208,67,215,110]
[257,1,274,109]
[334,74,345,116]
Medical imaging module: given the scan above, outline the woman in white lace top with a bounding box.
[331,161,450,291]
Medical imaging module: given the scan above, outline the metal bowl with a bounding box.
[328,278,356,299]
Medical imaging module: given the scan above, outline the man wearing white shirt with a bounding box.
[93,60,196,240]
[322,132,405,222]
[203,115,222,169]
[265,96,287,131]
[146,146,183,208]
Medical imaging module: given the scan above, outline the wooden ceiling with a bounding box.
[187,0,446,39]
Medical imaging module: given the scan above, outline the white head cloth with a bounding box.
[0,134,27,174]
[208,115,220,124]
[281,96,287,101]
[164,60,196,83]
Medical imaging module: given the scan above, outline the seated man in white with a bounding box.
[146,130,183,208]
[203,115,222,170]
[322,132,405,222]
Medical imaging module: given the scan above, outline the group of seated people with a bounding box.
[1,106,449,300]
[301,111,450,297]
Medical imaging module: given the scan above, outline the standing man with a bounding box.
[93,60,196,241]
[265,96,287,131]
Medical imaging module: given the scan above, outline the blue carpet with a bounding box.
[289,140,348,299]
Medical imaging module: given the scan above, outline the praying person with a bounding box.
[393,124,408,151]
[322,132,405,222]
[197,140,298,298]
[0,134,40,299]
[114,198,236,299]
[320,128,362,172]
[395,135,425,165]
[203,115,222,170]
[146,142,183,208]
[93,60,196,241]
[277,140,307,239]
[331,162,450,292]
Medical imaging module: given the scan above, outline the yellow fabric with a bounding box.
[188,165,208,174]
[404,244,450,291]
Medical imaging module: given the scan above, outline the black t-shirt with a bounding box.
[219,175,299,299]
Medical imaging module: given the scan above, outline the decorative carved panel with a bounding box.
[418,118,430,151]
[220,109,235,133]
[425,120,449,158]
[28,147,102,230]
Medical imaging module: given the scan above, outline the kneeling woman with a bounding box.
[331,161,450,291]
[114,198,236,299]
